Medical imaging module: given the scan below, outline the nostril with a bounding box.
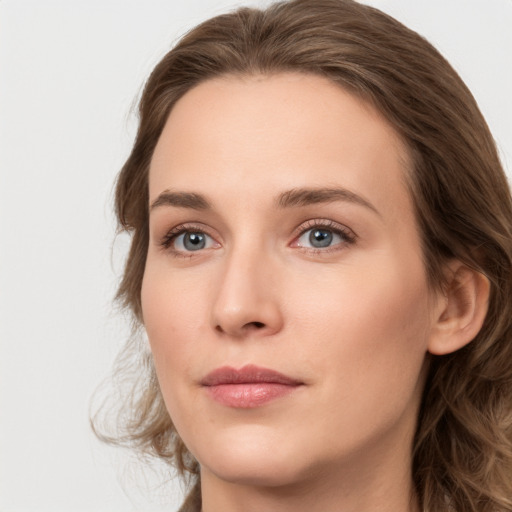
[214,320,268,337]
[215,321,266,334]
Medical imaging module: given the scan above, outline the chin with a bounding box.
[203,456,307,489]
[193,425,311,488]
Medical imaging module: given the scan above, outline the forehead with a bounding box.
[149,72,412,222]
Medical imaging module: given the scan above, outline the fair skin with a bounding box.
[142,73,489,512]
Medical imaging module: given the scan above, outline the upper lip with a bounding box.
[200,364,302,386]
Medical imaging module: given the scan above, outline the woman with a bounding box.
[93,0,512,510]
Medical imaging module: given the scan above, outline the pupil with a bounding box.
[184,232,205,251]
[309,229,332,248]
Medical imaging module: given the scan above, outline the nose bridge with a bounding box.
[211,236,283,338]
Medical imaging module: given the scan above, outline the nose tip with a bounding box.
[213,302,283,339]
[211,256,284,339]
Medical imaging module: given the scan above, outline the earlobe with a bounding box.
[428,262,490,356]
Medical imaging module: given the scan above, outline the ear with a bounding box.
[428,261,490,356]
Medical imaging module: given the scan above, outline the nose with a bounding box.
[211,246,284,339]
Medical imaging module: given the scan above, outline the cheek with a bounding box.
[141,258,209,384]
[290,256,433,402]
[140,261,213,445]
[282,263,432,459]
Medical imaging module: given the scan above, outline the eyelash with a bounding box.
[159,223,215,257]
[159,219,357,257]
[291,219,356,253]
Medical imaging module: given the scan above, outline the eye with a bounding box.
[160,225,220,255]
[300,228,340,248]
[174,231,214,251]
[297,227,343,249]
[291,220,356,251]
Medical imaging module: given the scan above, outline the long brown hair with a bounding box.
[92,1,512,510]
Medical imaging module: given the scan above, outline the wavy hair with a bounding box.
[92,1,512,510]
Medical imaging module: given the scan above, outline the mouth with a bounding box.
[200,364,303,408]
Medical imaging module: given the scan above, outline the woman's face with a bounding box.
[142,73,440,488]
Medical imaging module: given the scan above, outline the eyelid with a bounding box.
[290,218,357,249]
[159,222,220,253]
[157,218,356,256]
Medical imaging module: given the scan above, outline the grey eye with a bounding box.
[174,232,212,251]
[309,229,333,248]
[296,228,343,249]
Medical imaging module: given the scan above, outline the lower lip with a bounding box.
[204,383,300,408]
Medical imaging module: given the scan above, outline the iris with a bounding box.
[309,229,333,248]
[183,232,206,251]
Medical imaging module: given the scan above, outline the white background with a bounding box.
[1,1,511,511]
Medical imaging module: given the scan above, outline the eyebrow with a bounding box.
[276,187,380,216]
[150,191,211,211]
[150,186,380,216]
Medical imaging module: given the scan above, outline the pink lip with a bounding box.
[201,364,303,408]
